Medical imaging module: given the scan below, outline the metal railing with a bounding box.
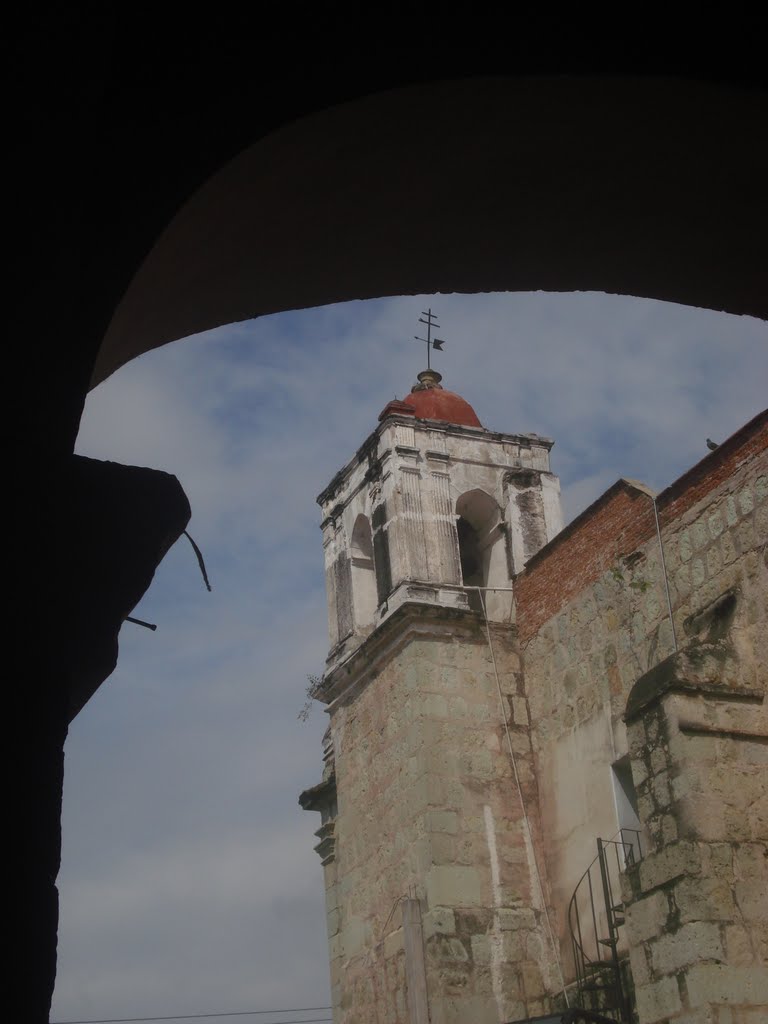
[567,829,643,1023]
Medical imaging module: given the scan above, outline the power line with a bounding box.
[52,1010,332,1024]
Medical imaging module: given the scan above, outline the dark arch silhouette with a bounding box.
[94,74,767,386]
[10,13,767,1018]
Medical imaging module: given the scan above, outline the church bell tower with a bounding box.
[301,362,564,1023]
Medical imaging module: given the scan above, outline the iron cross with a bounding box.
[414,308,445,370]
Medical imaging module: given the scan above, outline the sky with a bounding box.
[51,291,766,1024]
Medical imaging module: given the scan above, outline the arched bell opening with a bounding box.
[350,513,378,629]
[455,489,508,615]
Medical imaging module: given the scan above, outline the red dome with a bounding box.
[404,386,482,428]
[378,370,483,428]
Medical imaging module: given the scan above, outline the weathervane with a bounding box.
[414,308,445,371]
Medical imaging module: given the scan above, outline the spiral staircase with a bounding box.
[567,829,643,1023]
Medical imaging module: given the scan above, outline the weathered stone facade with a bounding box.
[307,609,559,1023]
[302,378,767,1024]
[621,663,767,1024]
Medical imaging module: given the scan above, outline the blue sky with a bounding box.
[52,292,766,1023]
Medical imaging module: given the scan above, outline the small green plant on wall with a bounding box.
[611,561,651,592]
[298,673,323,722]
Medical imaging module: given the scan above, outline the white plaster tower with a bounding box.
[301,362,565,1023]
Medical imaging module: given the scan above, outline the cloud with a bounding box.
[53,291,766,1020]
[56,829,329,1016]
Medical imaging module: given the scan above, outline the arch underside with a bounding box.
[94,75,767,386]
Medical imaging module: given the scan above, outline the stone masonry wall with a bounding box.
[516,413,767,983]
[622,669,767,1024]
[324,612,560,1024]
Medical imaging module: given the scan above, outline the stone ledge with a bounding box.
[624,641,763,724]
[319,599,505,708]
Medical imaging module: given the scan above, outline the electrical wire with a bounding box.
[52,1010,331,1024]
[651,494,678,653]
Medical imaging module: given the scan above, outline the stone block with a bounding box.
[650,769,672,807]
[693,521,709,551]
[735,519,755,554]
[734,880,768,922]
[427,810,459,834]
[512,696,529,726]
[650,920,724,975]
[431,833,461,865]
[468,749,494,779]
[497,906,536,931]
[635,975,683,1021]
[626,889,669,943]
[670,1011,716,1024]
[739,1010,768,1024]
[680,530,693,562]
[739,487,755,516]
[468,702,495,726]
[701,842,736,877]
[721,530,739,565]
[422,906,456,938]
[734,843,768,880]
[662,813,679,845]
[675,875,737,923]
[428,745,461,776]
[685,963,768,1007]
[646,714,660,744]
[425,933,470,964]
[725,495,739,526]
[447,695,468,718]
[470,932,490,965]
[724,925,755,966]
[435,995,509,1024]
[650,745,669,776]
[519,959,546,998]
[424,693,448,718]
[426,865,482,908]
[628,942,652,987]
[639,841,701,892]
[709,510,725,539]
[756,504,767,543]
[645,588,661,621]
[706,543,723,578]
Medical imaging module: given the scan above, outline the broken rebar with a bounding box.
[125,615,157,631]
[183,529,212,592]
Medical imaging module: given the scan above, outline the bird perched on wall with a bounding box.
[706,438,720,450]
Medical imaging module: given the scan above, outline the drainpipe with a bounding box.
[651,494,678,654]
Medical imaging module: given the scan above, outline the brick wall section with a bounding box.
[516,409,768,646]
[515,482,656,646]
[657,410,767,523]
